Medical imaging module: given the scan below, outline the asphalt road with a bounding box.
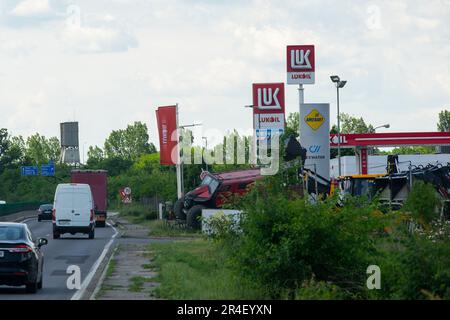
[0,218,116,300]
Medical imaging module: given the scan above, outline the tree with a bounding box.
[285,112,300,138]
[437,110,450,132]
[86,145,104,166]
[25,133,61,164]
[104,122,156,161]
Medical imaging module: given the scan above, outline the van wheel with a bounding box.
[88,229,95,239]
[25,280,38,294]
[53,232,60,239]
[38,217,41,222]
[187,205,205,230]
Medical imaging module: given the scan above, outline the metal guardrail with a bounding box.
[0,202,50,217]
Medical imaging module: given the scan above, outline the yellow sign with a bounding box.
[304,109,325,131]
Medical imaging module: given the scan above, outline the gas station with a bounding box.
[329,132,450,176]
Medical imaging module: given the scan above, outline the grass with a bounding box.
[129,276,147,292]
[118,205,201,238]
[148,239,267,300]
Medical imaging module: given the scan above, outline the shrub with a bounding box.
[403,180,442,226]
[221,174,387,298]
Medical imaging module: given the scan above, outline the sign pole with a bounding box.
[175,104,183,199]
[298,84,304,136]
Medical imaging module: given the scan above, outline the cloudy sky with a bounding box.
[0,0,449,159]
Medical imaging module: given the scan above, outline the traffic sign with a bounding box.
[21,166,38,176]
[41,164,55,176]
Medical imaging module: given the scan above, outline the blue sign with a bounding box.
[41,164,55,176]
[21,166,38,176]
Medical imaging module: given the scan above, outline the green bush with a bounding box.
[403,180,442,226]
[216,174,387,298]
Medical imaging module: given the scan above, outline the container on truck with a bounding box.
[71,170,108,227]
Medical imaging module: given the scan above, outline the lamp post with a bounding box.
[373,124,390,132]
[177,122,202,197]
[330,75,347,177]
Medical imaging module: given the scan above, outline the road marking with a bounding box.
[70,222,118,300]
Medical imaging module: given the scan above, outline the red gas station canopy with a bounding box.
[330,132,450,148]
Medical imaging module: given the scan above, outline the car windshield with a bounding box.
[0,226,24,241]
[201,175,220,194]
[40,204,53,210]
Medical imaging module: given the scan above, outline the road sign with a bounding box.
[304,109,325,131]
[21,166,38,176]
[287,45,315,85]
[41,164,55,176]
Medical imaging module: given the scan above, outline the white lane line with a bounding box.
[70,222,119,300]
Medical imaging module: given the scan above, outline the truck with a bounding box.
[71,170,108,227]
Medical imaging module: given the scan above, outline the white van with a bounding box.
[52,183,95,239]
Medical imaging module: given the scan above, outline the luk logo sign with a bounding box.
[290,49,312,69]
[304,109,325,131]
[287,45,315,85]
[257,87,280,110]
[252,83,285,114]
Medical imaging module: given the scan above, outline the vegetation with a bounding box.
[149,239,266,299]
[207,170,450,299]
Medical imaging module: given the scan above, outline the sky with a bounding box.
[0,0,449,161]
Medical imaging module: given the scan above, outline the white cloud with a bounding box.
[61,25,137,53]
[10,0,54,18]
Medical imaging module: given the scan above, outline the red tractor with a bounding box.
[174,169,263,229]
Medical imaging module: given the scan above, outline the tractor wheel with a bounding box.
[174,199,186,220]
[187,205,205,230]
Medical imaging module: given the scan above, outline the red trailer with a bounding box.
[71,170,108,227]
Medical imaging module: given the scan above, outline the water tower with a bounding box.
[60,122,80,165]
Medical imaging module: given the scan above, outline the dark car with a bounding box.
[37,204,53,222]
[0,222,48,293]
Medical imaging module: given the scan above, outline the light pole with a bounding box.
[177,122,202,197]
[330,75,347,177]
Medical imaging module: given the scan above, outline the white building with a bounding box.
[330,154,450,178]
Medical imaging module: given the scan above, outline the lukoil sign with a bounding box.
[252,83,285,113]
[287,45,315,85]
[254,113,285,129]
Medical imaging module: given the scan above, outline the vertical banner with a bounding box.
[155,105,178,165]
[300,103,330,180]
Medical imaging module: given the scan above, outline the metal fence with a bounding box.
[0,202,48,217]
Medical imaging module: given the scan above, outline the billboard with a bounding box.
[155,105,178,165]
[287,45,315,85]
[300,103,330,180]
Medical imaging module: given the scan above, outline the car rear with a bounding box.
[0,224,37,287]
[37,204,53,222]
[53,184,95,239]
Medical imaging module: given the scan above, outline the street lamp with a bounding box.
[330,75,347,177]
[373,124,390,131]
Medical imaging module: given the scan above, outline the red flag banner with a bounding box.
[155,105,178,165]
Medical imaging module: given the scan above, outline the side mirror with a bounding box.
[38,238,48,247]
